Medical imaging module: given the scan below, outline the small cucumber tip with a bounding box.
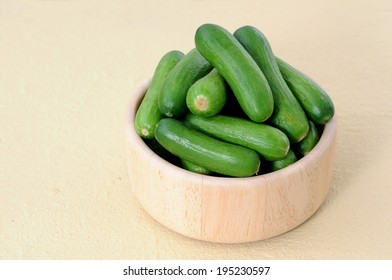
[195,96,208,111]
[141,128,149,137]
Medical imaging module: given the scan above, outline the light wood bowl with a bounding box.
[125,79,337,243]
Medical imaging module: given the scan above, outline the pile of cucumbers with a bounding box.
[135,24,334,178]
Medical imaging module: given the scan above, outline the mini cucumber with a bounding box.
[181,159,212,175]
[143,137,181,167]
[195,23,274,123]
[184,114,290,161]
[270,149,297,172]
[295,121,320,156]
[186,69,227,117]
[158,48,213,118]
[135,50,184,138]
[234,25,309,143]
[275,57,335,125]
[154,118,260,177]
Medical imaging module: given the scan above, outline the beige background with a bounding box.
[1,0,392,259]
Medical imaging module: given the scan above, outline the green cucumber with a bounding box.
[143,137,181,167]
[234,25,309,143]
[155,118,260,177]
[195,23,274,123]
[184,114,290,161]
[186,69,227,117]
[276,57,334,124]
[158,48,213,118]
[181,159,212,175]
[295,121,320,156]
[135,50,184,138]
[270,149,297,172]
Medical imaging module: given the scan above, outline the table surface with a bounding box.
[1,0,392,259]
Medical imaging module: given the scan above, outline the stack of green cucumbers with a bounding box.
[135,24,334,178]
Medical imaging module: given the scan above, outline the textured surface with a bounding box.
[1,0,392,259]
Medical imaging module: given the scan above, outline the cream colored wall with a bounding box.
[1,0,391,259]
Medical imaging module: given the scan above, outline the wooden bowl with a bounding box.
[125,79,337,243]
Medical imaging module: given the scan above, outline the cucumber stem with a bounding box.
[196,95,208,111]
[141,128,149,137]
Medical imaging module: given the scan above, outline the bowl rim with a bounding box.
[126,78,337,186]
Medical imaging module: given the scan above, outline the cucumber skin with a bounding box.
[295,121,320,156]
[181,159,212,175]
[276,57,335,125]
[195,23,274,123]
[270,149,297,172]
[158,48,213,118]
[234,26,309,143]
[143,137,181,167]
[135,50,184,139]
[184,114,290,161]
[154,118,260,177]
[186,69,227,117]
